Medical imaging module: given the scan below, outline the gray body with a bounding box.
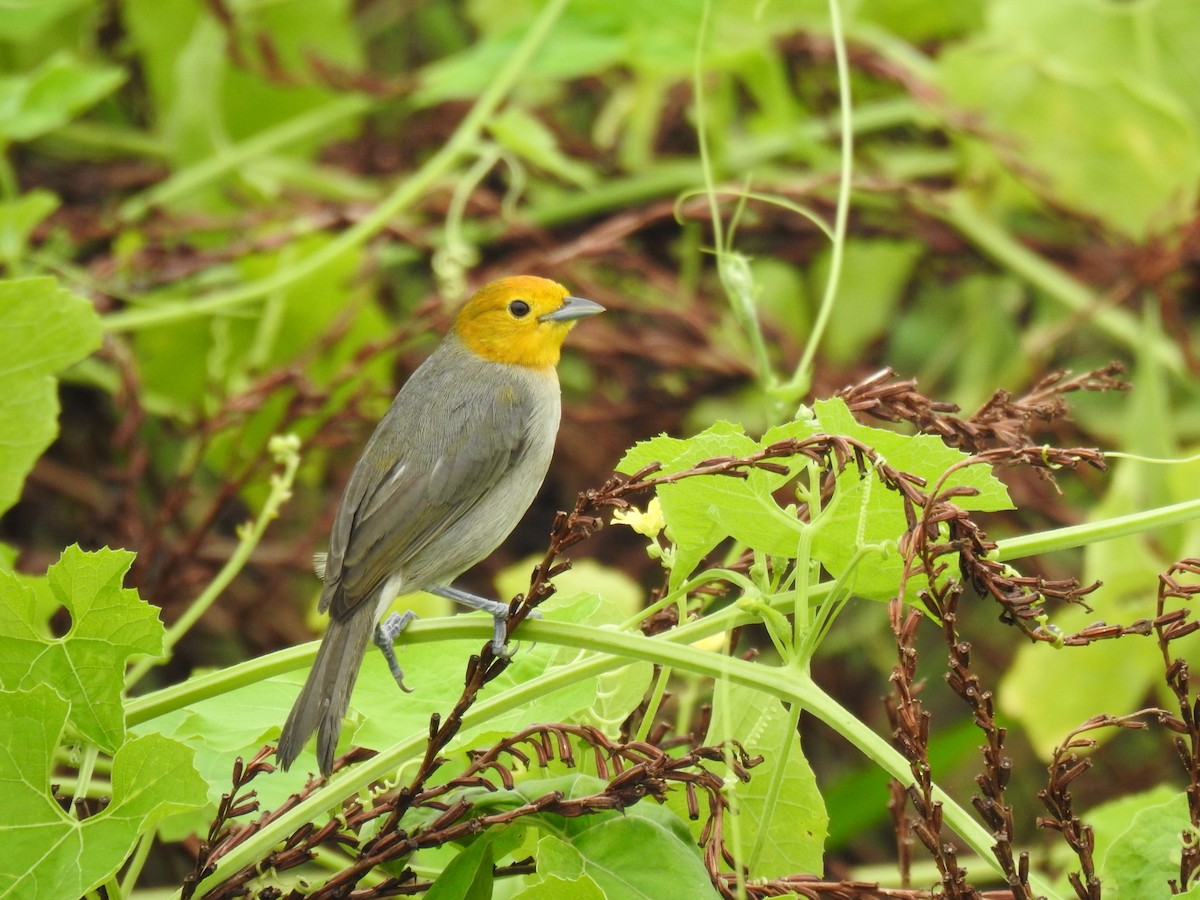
[276,332,561,774]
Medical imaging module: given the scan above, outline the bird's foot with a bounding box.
[430,584,542,656]
[373,610,417,693]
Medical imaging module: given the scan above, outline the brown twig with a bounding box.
[185,725,760,898]
[1036,713,1161,900]
[1154,559,1200,892]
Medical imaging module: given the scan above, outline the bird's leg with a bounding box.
[374,610,417,692]
[429,585,541,657]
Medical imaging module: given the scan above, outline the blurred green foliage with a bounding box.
[2,0,1199,896]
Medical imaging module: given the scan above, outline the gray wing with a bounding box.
[320,370,536,621]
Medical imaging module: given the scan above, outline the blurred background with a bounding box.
[4,0,1200,881]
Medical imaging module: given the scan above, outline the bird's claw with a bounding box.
[374,610,417,693]
[489,607,544,657]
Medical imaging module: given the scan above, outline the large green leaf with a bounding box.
[0,0,93,43]
[619,420,815,590]
[810,398,1011,600]
[1098,789,1191,897]
[619,403,1010,602]
[705,688,827,878]
[937,0,1200,239]
[470,774,719,899]
[0,546,163,753]
[0,277,101,518]
[0,685,206,898]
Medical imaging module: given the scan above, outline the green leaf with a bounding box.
[0,52,124,142]
[937,0,1200,239]
[0,0,93,43]
[219,0,363,147]
[496,557,644,620]
[985,0,1200,136]
[0,546,163,752]
[809,398,1011,600]
[121,0,211,164]
[470,774,719,899]
[426,836,494,900]
[1098,789,1190,897]
[0,190,60,268]
[489,107,598,187]
[618,421,816,588]
[618,405,1008,601]
[491,572,652,734]
[131,675,300,841]
[0,277,101,517]
[813,398,1012,512]
[124,0,362,169]
[1078,783,1179,888]
[705,689,827,877]
[515,872,605,899]
[855,0,985,42]
[0,685,207,897]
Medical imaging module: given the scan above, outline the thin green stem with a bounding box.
[995,496,1200,562]
[783,0,854,402]
[527,98,916,229]
[432,143,503,293]
[634,665,673,743]
[119,832,154,897]
[694,0,724,259]
[71,744,99,814]
[675,187,834,240]
[801,547,863,662]
[693,1,775,386]
[934,190,1185,377]
[619,567,756,631]
[793,465,822,648]
[124,435,301,689]
[176,612,1058,898]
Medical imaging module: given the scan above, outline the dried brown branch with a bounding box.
[885,602,979,899]
[1036,713,1161,900]
[185,724,760,898]
[1154,559,1200,892]
[837,364,1126,481]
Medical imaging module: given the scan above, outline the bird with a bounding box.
[276,275,604,776]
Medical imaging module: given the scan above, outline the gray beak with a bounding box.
[539,295,605,322]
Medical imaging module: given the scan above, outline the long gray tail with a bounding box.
[276,611,374,776]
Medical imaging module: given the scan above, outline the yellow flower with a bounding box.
[611,497,665,538]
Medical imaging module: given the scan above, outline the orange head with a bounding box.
[453,275,604,369]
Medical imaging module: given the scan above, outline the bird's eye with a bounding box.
[508,299,531,318]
